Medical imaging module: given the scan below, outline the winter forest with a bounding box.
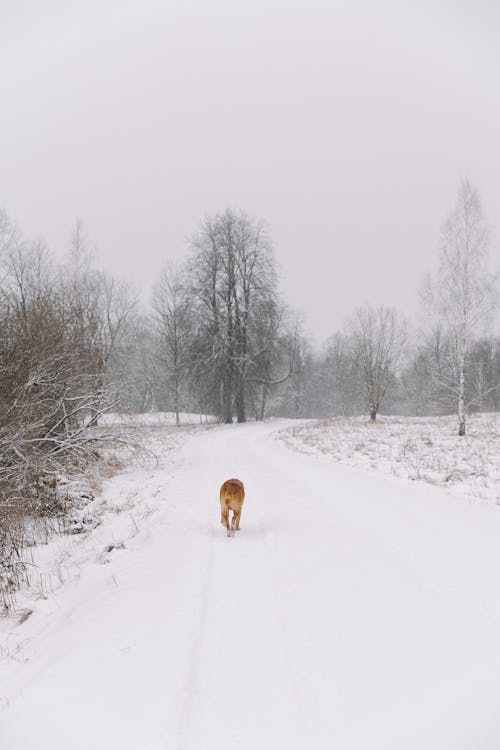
[1,178,497,435]
[2,3,500,746]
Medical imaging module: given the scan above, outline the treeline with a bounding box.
[1,180,497,445]
[277,323,500,419]
[116,181,498,438]
[270,181,499,430]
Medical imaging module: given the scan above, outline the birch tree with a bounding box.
[424,180,496,435]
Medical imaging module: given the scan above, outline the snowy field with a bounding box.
[1,417,500,749]
[276,413,500,503]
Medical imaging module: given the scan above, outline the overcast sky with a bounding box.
[1,0,499,342]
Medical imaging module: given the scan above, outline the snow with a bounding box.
[276,413,500,503]
[2,418,500,748]
[97,411,217,427]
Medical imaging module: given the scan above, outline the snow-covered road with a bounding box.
[2,421,500,749]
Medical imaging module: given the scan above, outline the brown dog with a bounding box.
[220,478,245,537]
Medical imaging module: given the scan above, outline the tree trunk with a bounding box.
[174,384,180,427]
[258,383,268,421]
[458,366,466,436]
[235,373,246,423]
[458,333,466,436]
[369,404,377,421]
[222,373,233,424]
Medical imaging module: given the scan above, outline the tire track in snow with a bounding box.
[255,516,309,750]
[244,447,341,748]
[182,531,304,750]
[175,524,216,750]
[171,443,218,750]
[176,426,306,750]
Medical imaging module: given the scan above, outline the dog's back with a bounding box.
[220,478,245,509]
[220,478,245,535]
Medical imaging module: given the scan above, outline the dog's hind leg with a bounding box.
[221,505,230,535]
[233,509,241,531]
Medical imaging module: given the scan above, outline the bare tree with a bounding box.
[152,262,191,425]
[318,332,361,416]
[60,220,137,423]
[348,305,406,421]
[423,180,496,435]
[187,208,281,423]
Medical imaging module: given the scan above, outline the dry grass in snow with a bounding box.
[0,415,208,623]
[275,413,500,503]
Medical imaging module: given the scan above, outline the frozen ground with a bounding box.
[276,413,500,503]
[1,417,500,749]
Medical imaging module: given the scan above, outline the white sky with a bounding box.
[1,0,499,342]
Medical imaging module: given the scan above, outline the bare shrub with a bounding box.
[0,212,135,609]
[0,496,27,612]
